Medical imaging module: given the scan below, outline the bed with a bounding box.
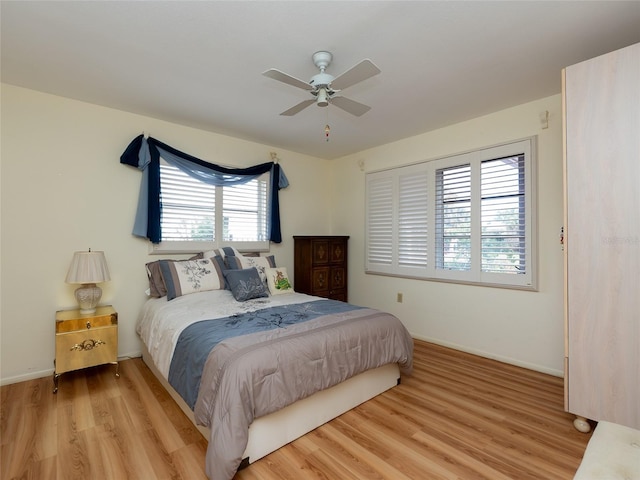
[137,256,413,480]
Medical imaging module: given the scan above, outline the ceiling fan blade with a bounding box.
[330,96,371,117]
[263,68,313,91]
[280,99,315,116]
[331,59,381,91]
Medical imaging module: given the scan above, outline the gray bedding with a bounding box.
[192,305,413,480]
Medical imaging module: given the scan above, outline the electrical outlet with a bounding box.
[397,292,403,303]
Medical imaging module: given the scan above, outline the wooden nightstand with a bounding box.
[53,305,119,393]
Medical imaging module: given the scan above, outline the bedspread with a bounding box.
[193,305,413,480]
[169,300,366,410]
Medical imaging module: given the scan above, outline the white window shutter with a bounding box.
[398,171,428,268]
[366,174,394,267]
[435,164,471,271]
[481,155,526,275]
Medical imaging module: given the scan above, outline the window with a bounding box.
[365,137,537,289]
[151,162,269,253]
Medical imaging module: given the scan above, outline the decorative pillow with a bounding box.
[266,267,294,295]
[159,258,225,300]
[146,253,204,297]
[223,268,269,301]
[226,255,276,285]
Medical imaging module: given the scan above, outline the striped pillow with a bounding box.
[225,255,276,286]
[159,258,225,300]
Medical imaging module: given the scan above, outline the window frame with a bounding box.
[150,160,271,254]
[365,137,537,290]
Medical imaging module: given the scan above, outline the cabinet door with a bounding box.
[312,240,329,265]
[311,267,330,296]
[329,240,346,264]
[564,43,640,429]
[330,267,346,291]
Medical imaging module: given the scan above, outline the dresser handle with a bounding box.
[70,339,105,351]
[86,321,91,329]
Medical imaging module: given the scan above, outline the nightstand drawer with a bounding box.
[55,326,118,374]
[56,306,117,333]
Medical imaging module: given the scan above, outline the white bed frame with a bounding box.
[141,345,400,467]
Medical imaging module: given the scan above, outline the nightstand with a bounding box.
[53,305,119,393]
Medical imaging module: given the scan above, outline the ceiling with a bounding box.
[2,1,640,160]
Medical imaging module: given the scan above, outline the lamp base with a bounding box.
[75,283,102,315]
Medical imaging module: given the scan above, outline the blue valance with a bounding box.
[120,135,289,244]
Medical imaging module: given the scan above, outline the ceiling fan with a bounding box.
[263,51,381,117]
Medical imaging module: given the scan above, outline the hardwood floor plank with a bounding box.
[0,340,591,480]
[56,402,92,479]
[131,357,205,446]
[58,370,95,433]
[136,427,183,479]
[170,441,209,480]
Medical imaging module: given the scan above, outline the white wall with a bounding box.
[0,84,331,384]
[1,84,566,384]
[332,95,565,375]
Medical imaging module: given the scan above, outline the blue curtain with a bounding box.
[120,135,289,243]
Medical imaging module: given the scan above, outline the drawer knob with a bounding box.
[70,339,105,352]
[86,321,91,329]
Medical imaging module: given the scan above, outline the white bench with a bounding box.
[574,421,640,479]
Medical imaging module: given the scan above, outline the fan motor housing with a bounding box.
[309,72,334,89]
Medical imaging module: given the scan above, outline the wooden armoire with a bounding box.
[562,42,640,432]
[294,236,349,302]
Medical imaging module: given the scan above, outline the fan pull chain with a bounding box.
[325,107,330,142]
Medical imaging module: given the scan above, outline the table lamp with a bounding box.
[65,250,111,314]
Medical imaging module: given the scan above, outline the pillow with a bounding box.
[159,258,225,300]
[210,255,231,289]
[146,261,168,297]
[266,267,294,295]
[201,247,241,260]
[226,254,276,285]
[223,268,269,301]
[146,253,204,297]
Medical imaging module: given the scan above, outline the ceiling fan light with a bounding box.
[317,88,329,107]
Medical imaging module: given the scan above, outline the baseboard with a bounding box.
[412,333,564,378]
[0,350,143,386]
[1,368,54,386]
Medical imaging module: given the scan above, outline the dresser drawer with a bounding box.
[55,326,118,374]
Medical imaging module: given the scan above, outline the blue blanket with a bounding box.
[168,299,363,409]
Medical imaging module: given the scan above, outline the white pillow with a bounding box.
[159,258,225,300]
[233,255,276,285]
[266,267,294,295]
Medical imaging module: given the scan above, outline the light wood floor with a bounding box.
[1,340,591,479]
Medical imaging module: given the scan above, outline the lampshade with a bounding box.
[66,250,111,284]
[66,250,111,314]
[316,87,329,107]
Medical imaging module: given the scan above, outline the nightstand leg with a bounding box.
[114,361,120,378]
[52,358,59,393]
